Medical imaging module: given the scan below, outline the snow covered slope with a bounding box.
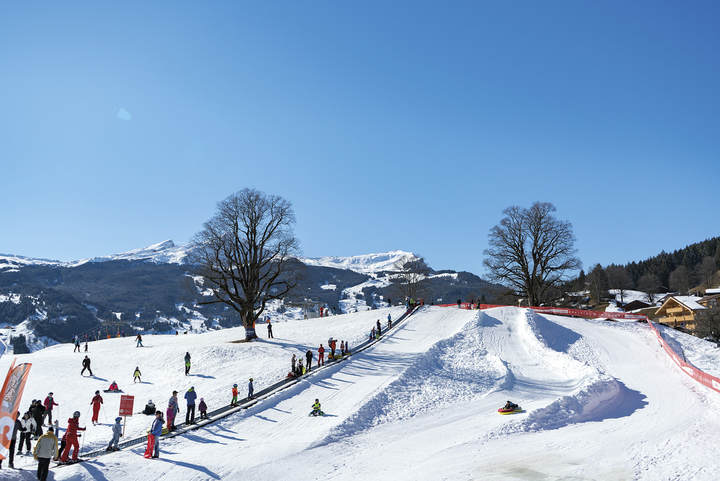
[3,306,720,480]
[299,250,412,274]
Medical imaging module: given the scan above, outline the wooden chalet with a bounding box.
[655,295,719,331]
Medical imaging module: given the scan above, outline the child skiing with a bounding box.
[199,398,208,420]
[184,352,191,375]
[231,384,238,406]
[136,333,143,347]
[107,417,123,451]
[134,367,142,383]
[91,391,104,425]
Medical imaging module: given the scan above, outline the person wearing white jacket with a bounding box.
[18,412,36,454]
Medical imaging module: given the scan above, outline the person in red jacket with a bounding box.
[43,393,58,425]
[60,411,86,462]
[91,391,104,425]
[317,344,325,367]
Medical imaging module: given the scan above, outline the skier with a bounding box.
[91,391,104,425]
[134,367,142,383]
[136,334,143,347]
[108,381,120,391]
[33,426,58,481]
[231,384,238,406]
[168,391,180,430]
[60,411,86,463]
[184,352,191,376]
[267,320,273,339]
[0,411,20,468]
[107,417,123,451]
[81,355,93,376]
[199,398,208,420]
[84,341,88,352]
[73,336,81,352]
[305,349,313,372]
[310,399,324,416]
[317,344,325,367]
[248,378,254,399]
[185,387,197,424]
[144,410,163,459]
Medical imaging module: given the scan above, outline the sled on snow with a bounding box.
[497,406,523,415]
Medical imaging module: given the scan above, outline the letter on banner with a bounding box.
[0,360,32,461]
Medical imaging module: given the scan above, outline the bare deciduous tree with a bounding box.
[390,255,430,302]
[606,265,633,305]
[637,273,661,304]
[697,256,719,291]
[669,265,693,295]
[694,309,720,345]
[483,202,581,307]
[187,188,303,340]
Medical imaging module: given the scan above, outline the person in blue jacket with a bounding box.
[184,387,197,424]
[149,411,164,458]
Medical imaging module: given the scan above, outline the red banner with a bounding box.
[119,395,135,417]
[0,360,32,461]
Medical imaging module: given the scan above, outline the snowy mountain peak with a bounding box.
[300,250,415,274]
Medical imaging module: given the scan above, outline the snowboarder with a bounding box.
[184,352,191,375]
[168,391,180,430]
[60,411,86,462]
[317,344,325,367]
[199,398,208,420]
[143,400,157,415]
[136,333,143,347]
[33,427,58,481]
[267,320,273,338]
[0,411,20,469]
[248,378,254,399]
[144,411,163,459]
[309,399,324,416]
[305,349,313,372]
[107,417,123,451]
[91,391,104,425]
[231,384,238,406]
[185,387,197,424]
[134,367,142,383]
[81,355,93,376]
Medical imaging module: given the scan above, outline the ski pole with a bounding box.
[83,405,92,424]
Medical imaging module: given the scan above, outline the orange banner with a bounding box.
[0,360,32,461]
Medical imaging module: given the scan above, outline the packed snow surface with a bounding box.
[3,306,720,480]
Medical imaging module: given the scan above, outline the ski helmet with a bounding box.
[115,417,122,422]
[73,411,80,418]
[95,390,100,394]
[315,399,319,403]
[233,384,237,387]
[148,400,152,404]
[48,392,53,396]
[249,378,253,381]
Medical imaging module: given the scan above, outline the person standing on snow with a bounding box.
[317,344,325,367]
[248,378,254,399]
[376,319,382,337]
[144,411,163,459]
[184,352,191,376]
[388,313,392,329]
[198,398,208,420]
[231,384,238,406]
[166,402,176,431]
[107,417,123,451]
[305,349,313,372]
[134,367,142,383]
[0,411,20,468]
[267,320,273,339]
[18,411,35,453]
[60,411,86,462]
[291,354,296,374]
[73,336,81,353]
[32,400,45,438]
[91,391,104,425]
[168,391,180,430]
[81,355,93,376]
[136,333,143,347]
[33,426,58,481]
[184,387,197,424]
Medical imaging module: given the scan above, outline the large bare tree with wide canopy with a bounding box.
[483,202,581,307]
[188,188,303,340]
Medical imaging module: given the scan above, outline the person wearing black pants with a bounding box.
[0,412,20,469]
[33,427,58,481]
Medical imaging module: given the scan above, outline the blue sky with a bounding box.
[1,2,719,276]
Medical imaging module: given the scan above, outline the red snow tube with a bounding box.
[497,407,522,415]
